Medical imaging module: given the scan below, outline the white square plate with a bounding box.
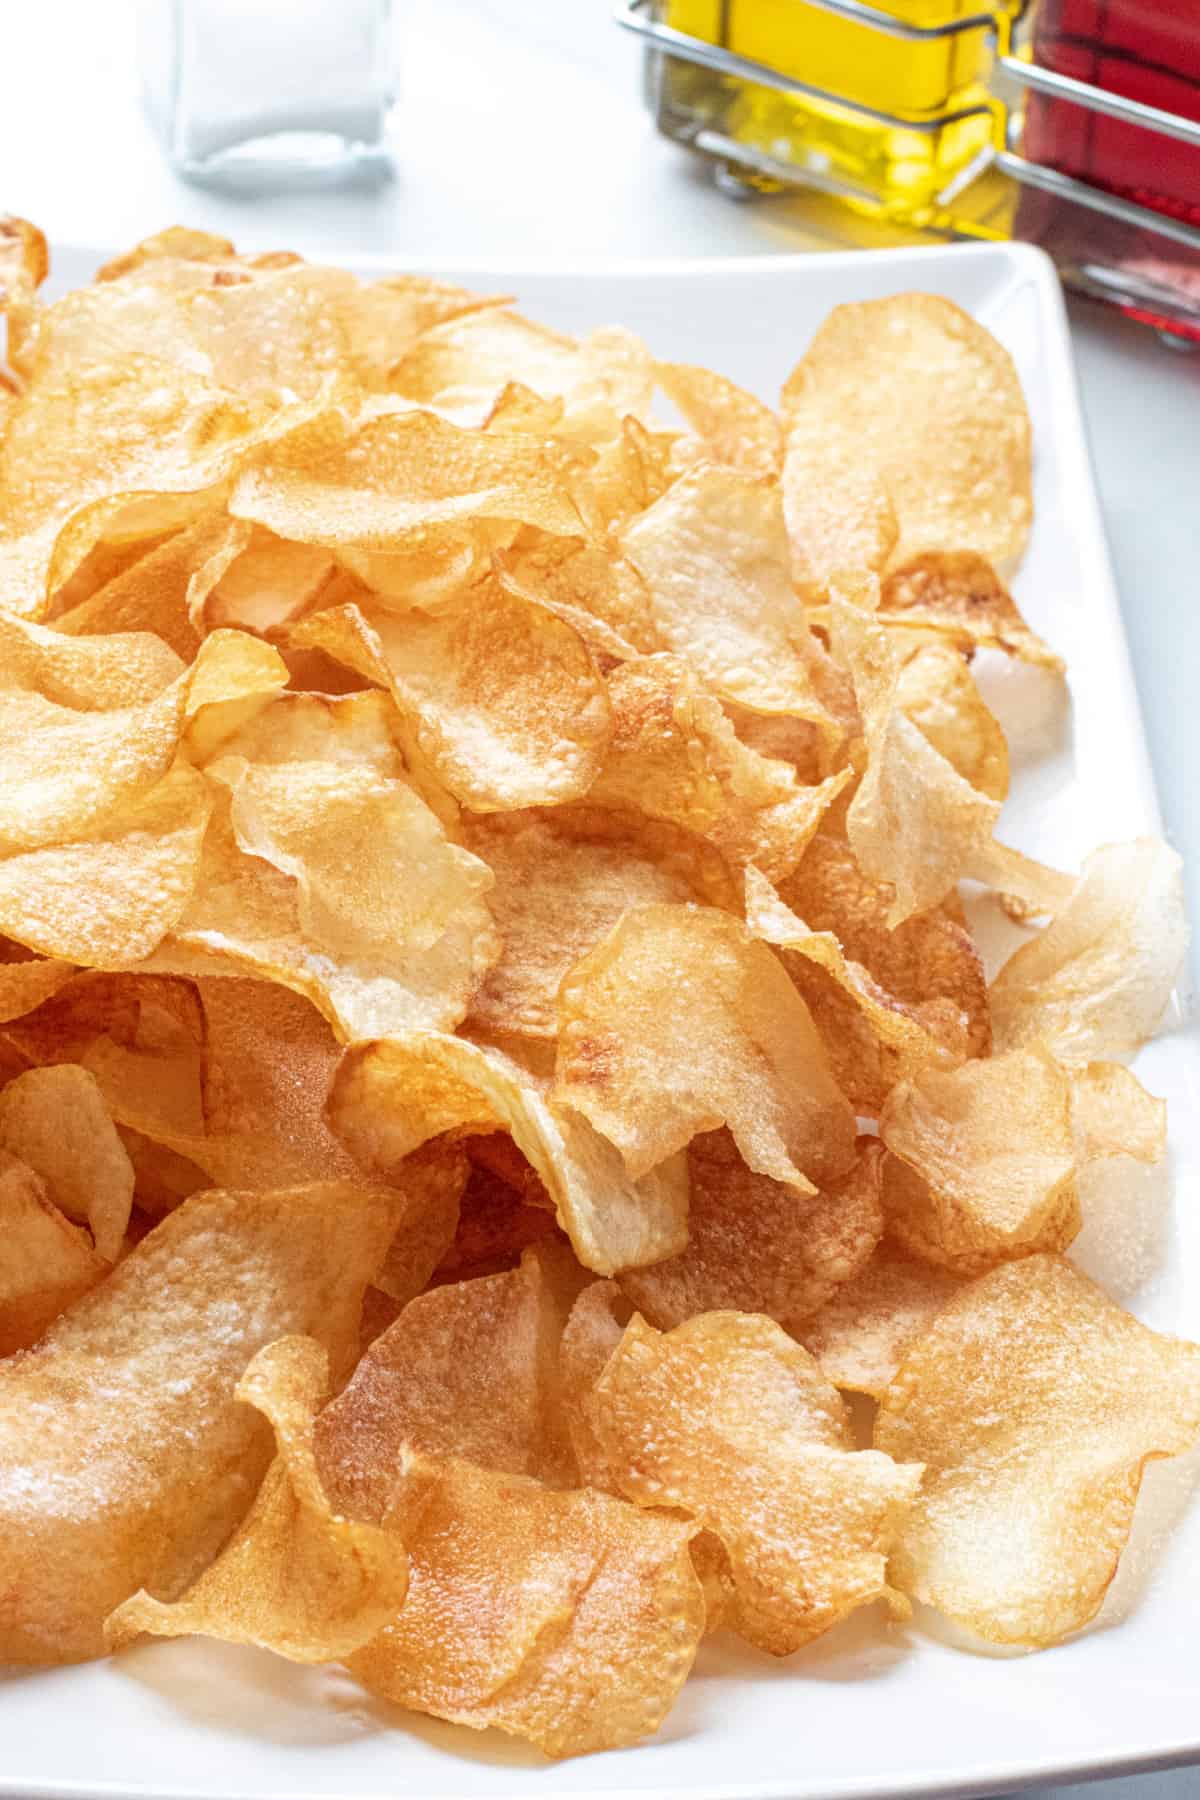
[9,239,1199,1800]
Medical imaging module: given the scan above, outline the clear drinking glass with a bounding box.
[138,0,398,188]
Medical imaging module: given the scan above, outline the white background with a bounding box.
[1,3,1198,1795]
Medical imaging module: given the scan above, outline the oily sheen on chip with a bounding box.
[0,220,1193,1760]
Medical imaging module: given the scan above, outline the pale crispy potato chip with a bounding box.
[880,551,1063,671]
[0,1064,134,1261]
[54,515,242,658]
[0,1179,401,1662]
[783,449,898,602]
[797,1241,964,1397]
[590,1311,922,1653]
[990,839,1188,1060]
[619,1129,883,1331]
[834,589,1001,923]
[194,527,335,637]
[0,765,211,966]
[621,466,837,728]
[391,307,584,422]
[875,1255,1200,1645]
[497,537,658,659]
[782,294,1032,569]
[0,1153,106,1355]
[464,804,737,1039]
[105,1337,410,1663]
[374,1140,468,1302]
[894,641,1009,802]
[327,1031,689,1275]
[558,1280,633,1491]
[656,361,782,478]
[344,1453,704,1758]
[336,275,512,389]
[291,581,611,811]
[554,903,855,1191]
[1071,1060,1166,1165]
[880,1045,1079,1274]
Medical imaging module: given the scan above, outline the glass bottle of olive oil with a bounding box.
[650,0,1026,232]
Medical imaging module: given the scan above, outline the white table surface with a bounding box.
[3,4,1199,1796]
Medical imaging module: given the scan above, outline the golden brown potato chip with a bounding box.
[435,1161,562,1281]
[894,641,1009,802]
[291,581,611,812]
[345,1453,704,1758]
[558,1280,633,1491]
[54,515,240,658]
[230,408,583,548]
[391,307,584,422]
[745,866,970,1110]
[0,214,48,314]
[193,527,335,637]
[621,466,837,729]
[619,1129,883,1331]
[554,903,855,1191]
[316,1251,568,1521]
[880,551,1063,671]
[105,1337,410,1663]
[0,1178,402,1663]
[590,1311,922,1653]
[0,1154,106,1355]
[0,1064,134,1261]
[592,655,848,881]
[797,1241,964,1397]
[497,537,657,659]
[336,275,512,390]
[0,765,211,966]
[656,361,782,478]
[463,805,737,1039]
[373,1139,468,1302]
[880,1045,1079,1274]
[875,1255,1200,1645]
[0,956,77,1023]
[990,838,1188,1061]
[782,294,1032,569]
[327,1032,689,1275]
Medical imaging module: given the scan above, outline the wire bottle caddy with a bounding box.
[617,0,1200,342]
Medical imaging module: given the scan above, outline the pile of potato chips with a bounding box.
[0,218,1195,1759]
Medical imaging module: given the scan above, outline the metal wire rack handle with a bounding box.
[615,0,1200,253]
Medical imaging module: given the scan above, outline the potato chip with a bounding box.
[230,408,583,548]
[594,655,850,881]
[990,838,1188,1060]
[1071,1059,1166,1165]
[880,1045,1079,1274]
[745,865,971,1110]
[834,590,1002,923]
[875,1255,1200,1645]
[316,1253,565,1522]
[590,1311,922,1653]
[335,274,512,389]
[327,1031,689,1275]
[0,1154,106,1355]
[497,536,657,659]
[391,307,584,422]
[781,294,1032,569]
[554,903,855,1191]
[621,466,837,728]
[371,1139,468,1301]
[894,640,1009,802]
[345,1453,704,1758]
[54,515,242,658]
[0,765,211,966]
[656,361,781,478]
[797,1241,963,1397]
[291,580,611,811]
[463,805,737,1038]
[0,1178,402,1662]
[0,213,48,315]
[0,956,76,1023]
[558,1280,633,1490]
[189,526,335,637]
[782,447,898,601]
[620,1129,882,1332]
[880,551,1063,670]
[0,1064,134,1261]
[105,1337,410,1663]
